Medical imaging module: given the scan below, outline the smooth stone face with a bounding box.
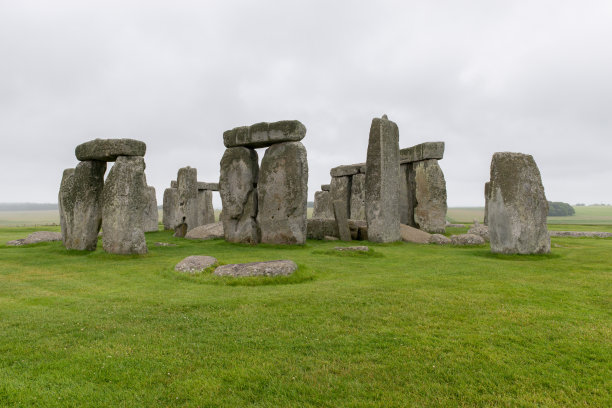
[399,142,445,164]
[162,188,180,230]
[213,260,297,277]
[334,246,369,252]
[429,234,451,245]
[312,191,334,219]
[174,255,218,273]
[197,182,220,191]
[330,176,351,219]
[258,141,308,244]
[177,166,199,232]
[198,190,215,226]
[223,120,306,149]
[143,186,159,232]
[350,173,366,221]
[484,181,491,225]
[184,221,224,240]
[59,161,107,251]
[330,163,366,177]
[219,147,260,244]
[101,156,148,254]
[400,224,431,244]
[488,152,550,254]
[75,138,146,161]
[365,116,401,243]
[450,234,485,245]
[333,199,352,241]
[413,159,447,234]
[321,184,330,191]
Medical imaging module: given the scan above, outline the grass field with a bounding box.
[0,224,610,407]
[447,205,612,225]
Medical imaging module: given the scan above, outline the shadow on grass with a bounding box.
[163,264,317,286]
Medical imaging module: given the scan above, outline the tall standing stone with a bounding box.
[176,166,199,233]
[162,188,179,230]
[350,173,366,221]
[58,161,106,251]
[101,156,148,254]
[333,200,352,241]
[219,147,260,244]
[313,190,333,219]
[488,152,550,254]
[198,190,215,226]
[413,159,447,234]
[398,163,418,226]
[258,141,308,244]
[143,186,159,232]
[484,181,491,225]
[365,115,400,243]
[330,176,351,219]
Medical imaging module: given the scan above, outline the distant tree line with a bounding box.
[548,201,575,217]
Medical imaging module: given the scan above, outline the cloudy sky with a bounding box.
[1,0,611,207]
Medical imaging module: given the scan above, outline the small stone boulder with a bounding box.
[400,224,431,244]
[450,234,486,246]
[185,222,224,240]
[7,231,63,245]
[213,260,297,277]
[468,223,489,242]
[174,255,218,273]
[75,138,146,161]
[429,234,451,245]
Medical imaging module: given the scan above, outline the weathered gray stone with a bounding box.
[399,163,417,227]
[399,142,444,164]
[330,163,366,177]
[549,231,612,238]
[321,184,330,191]
[312,190,334,219]
[306,218,339,240]
[162,188,180,230]
[143,186,159,232]
[335,246,369,252]
[258,141,308,244]
[413,159,447,234]
[223,120,306,148]
[348,219,368,241]
[324,235,339,241]
[333,200,352,241]
[484,181,491,225]
[58,161,106,251]
[429,234,451,245]
[75,138,146,162]
[197,182,219,191]
[170,180,177,188]
[365,116,401,243]
[488,152,550,254]
[350,173,366,221]
[197,190,215,226]
[214,260,297,277]
[400,224,431,244]
[330,176,351,219]
[177,166,199,232]
[10,231,63,246]
[6,239,26,246]
[450,234,485,245]
[101,156,148,254]
[185,221,224,240]
[468,222,489,242]
[174,255,218,273]
[219,147,260,244]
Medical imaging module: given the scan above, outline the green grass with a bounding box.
[0,225,610,407]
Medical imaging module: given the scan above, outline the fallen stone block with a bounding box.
[174,255,218,273]
[213,260,298,277]
[400,224,431,244]
[450,234,485,245]
[185,222,224,240]
[334,246,369,252]
[429,234,451,245]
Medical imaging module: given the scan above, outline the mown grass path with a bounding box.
[1,226,610,407]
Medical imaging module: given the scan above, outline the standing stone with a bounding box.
[219,147,260,244]
[198,190,215,226]
[488,152,550,254]
[330,176,351,219]
[162,188,180,230]
[398,163,418,226]
[333,200,352,241]
[484,181,491,225]
[365,115,400,243]
[313,190,333,219]
[350,173,366,221]
[101,156,148,254]
[177,166,199,233]
[258,141,308,244]
[413,159,447,234]
[143,186,159,232]
[58,161,106,250]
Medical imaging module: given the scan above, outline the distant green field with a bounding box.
[447,205,612,225]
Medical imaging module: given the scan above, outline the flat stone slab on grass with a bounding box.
[154,242,178,247]
[75,138,146,161]
[429,234,451,245]
[7,231,62,246]
[450,234,486,245]
[214,260,297,277]
[549,231,612,238]
[223,120,306,148]
[185,222,224,240]
[400,224,431,244]
[334,246,369,252]
[174,256,218,273]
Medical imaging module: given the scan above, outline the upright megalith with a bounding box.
[484,181,491,225]
[488,152,550,254]
[258,141,308,244]
[330,176,351,219]
[101,156,148,254]
[176,166,199,235]
[350,173,366,221]
[162,188,179,230]
[219,147,260,244]
[198,190,215,226]
[365,115,400,243]
[312,190,333,219]
[413,160,447,234]
[58,161,106,250]
[143,186,158,232]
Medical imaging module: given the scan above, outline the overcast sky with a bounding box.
[1,0,611,207]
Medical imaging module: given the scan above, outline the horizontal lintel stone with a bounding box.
[75,138,146,162]
[399,142,444,164]
[223,120,306,148]
[330,163,366,177]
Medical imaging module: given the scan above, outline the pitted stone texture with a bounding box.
[174,255,218,273]
[350,173,366,221]
[321,184,330,191]
[7,231,63,246]
[223,120,306,149]
[143,186,159,232]
[330,163,366,177]
[101,156,148,254]
[488,152,550,254]
[365,116,400,243]
[400,224,431,244]
[335,246,369,252]
[162,188,180,230]
[450,234,485,246]
[468,223,489,242]
[330,176,351,219]
[307,218,339,240]
[185,222,224,240]
[197,182,219,191]
[59,161,106,251]
[399,142,444,164]
[219,147,260,244]
[484,181,491,225]
[214,260,297,277]
[75,138,146,162]
[413,159,447,234]
[313,190,333,219]
[429,234,451,245]
[258,142,308,245]
[198,190,215,226]
[177,166,199,232]
[399,163,417,227]
[333,200,352,241]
